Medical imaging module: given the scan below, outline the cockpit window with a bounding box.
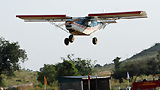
[82,19,91,27]
[88,21,91,27]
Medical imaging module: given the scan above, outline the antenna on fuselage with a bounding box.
[102,9,106,13]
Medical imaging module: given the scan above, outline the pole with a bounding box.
[96,76,97,90]
[88,80,90,90]
[44,83,46,90]
[88,74,90,90]
[128,79,129,87]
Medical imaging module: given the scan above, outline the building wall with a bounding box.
[97,78,110,90]
[58,76,111,90]
[59,81,82,90]
[83,78,110,90]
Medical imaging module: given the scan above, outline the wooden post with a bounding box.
[88,74,90,90]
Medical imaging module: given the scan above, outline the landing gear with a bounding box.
[64,35,98,46]
[69,35,74,43]
[64,38,69,46]
[92,37,97,45]
[64,35,74,46]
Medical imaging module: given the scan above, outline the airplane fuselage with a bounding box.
[65,17,106,35]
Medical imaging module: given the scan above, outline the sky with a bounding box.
[0,0,160,71]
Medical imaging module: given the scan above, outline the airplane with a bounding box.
[16,10,147,46]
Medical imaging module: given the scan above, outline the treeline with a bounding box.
[112,51,160,83]
[94,63,111,68]
[37,54,95,86]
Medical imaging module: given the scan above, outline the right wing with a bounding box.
[16,14,73,22]
[88,11,148,20]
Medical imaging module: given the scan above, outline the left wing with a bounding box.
[88,11,147,20]
[16,14,73,22]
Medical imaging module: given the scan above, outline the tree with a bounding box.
[94,64,102,68]
[112,57,121,69]
[103,63,108,67]
[38,60,78,86]
[61,54,95,75]
[112,68,126,83]
[55,60,79,76]
[37,64,57,85]
[112,57,160,83]
[0,37,27,85]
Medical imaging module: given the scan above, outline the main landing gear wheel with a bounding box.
[69,35,74,43]
[64,35,74,46]
[92,37,97,45]
[64,38,69,46]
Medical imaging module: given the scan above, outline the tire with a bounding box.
[64,38,69,46]
[69,35,74,43]
[92,37,97,45]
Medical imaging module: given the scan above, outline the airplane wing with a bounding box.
[16,14,72,22]
[88,11,147,21]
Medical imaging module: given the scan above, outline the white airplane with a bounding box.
[16,11,147,46]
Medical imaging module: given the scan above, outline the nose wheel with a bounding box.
[64,35,74,46]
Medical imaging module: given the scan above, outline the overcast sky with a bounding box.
[0,0,159,71]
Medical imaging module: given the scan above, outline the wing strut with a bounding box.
[49,22,69,33]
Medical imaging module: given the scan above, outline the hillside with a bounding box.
[1,70,39,89]
[93,43,160,89]
[125,43,160,62]
[94,43,160,75]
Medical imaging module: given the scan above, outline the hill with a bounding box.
[125,43,160,62]
[94,43,160,89]
[94,43,160,75]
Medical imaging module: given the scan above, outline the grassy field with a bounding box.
[1,70,38,87]
[1,69,59,90]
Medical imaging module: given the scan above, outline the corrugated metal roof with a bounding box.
[59,76,111,80]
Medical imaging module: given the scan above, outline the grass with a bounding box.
[1,70,38,87]
[1,69,59,90]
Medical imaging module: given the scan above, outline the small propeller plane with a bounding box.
[16,10,147,46]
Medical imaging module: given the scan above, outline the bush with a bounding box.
[37,83,43,88]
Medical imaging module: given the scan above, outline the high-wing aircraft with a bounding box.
[16,11,147,46]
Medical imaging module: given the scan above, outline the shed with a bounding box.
[58,76,111,90]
